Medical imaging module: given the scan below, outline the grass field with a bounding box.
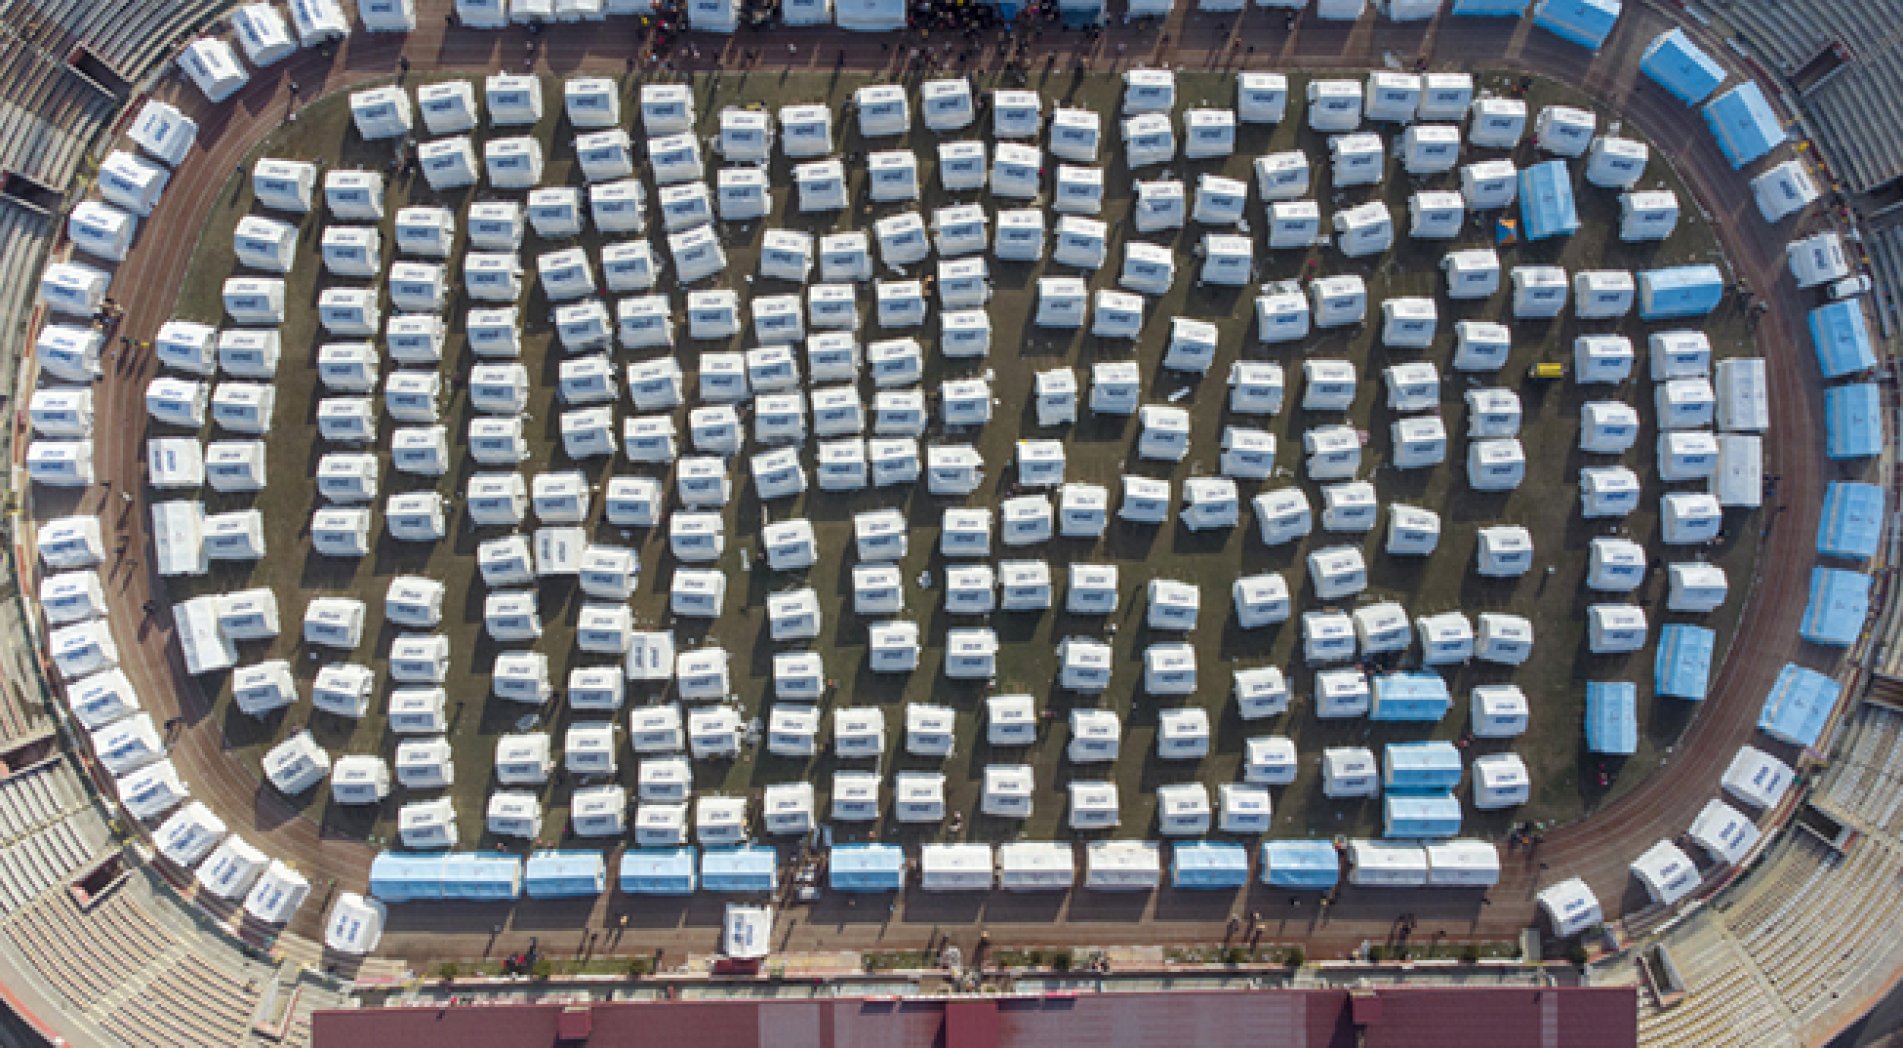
[164,65,1761,856]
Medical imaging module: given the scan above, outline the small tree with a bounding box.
[1566,942,1590,967]
[437,962,461,982]
[1051,951,1073,972]
[1459,944,1482,964]
[1285,947,1305,969]
[1368,945,1388,963]
[531,958,554,980]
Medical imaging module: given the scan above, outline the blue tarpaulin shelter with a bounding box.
[618,848,698,895]
[1703,83,1785,168]
[1370,672,1453,721]
[1638,265,1724,319]
[1171,842,1251,889]
[1056,0,1103,26]
[1758,663,1841,748]
[1654,625,1715,701]
[1520,161,1580,241]
[1383,794,1463,838]
[1801,567,1872,648]
[1533,0,1621,50]
[369,852,523,903]
[524,850,606,899]
[1641,29,1727,106]
[1260,841,1342,889]
[1810,301,1877,378]
[1451,0,1530,14]
[1818,482,1885,560]
[700,846,778,893]
[1383,741,1464,792]
[1825,383,1883,460]
[829,844,906,892]
[1585,682,1639,755]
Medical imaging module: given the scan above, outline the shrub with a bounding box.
[1285,947,1305,968]
[1025,950,1046,968]
[1368,945,1388,963]
[625,957,651,978]
[1051,951,1073,972]
[1459,944,1482,964]
[1566,942,1590,966]
[437,962,460,981]
[530,959,554,980]
[1223,947,1249,965]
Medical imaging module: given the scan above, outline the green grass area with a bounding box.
[165,67,1759,857]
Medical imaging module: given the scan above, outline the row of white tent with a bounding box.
[179,0,416,103]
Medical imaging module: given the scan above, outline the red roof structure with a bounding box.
[312,986,1636,1048]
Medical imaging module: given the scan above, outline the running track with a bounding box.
[39,0,1857,963]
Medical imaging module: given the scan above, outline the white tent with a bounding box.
[1510,265,1568,319]
[1323,747,1380,798]
[1068,562,1117,613]
[1534,105,1596,157]
[1232,573,1291,631]
[324,170,387,221]
[639,83,694,135]
[1366,71,1422,122]
[855,84,910,137]
[232,4,295,66]
[178,36,250,105]
[1401,124,1461,176]
[1724,746,1796,810]
[127,100,197,167]
[1618,189,1680,242]
[262,731,330,795]
[1586,136,1648,189]
[982,765,1035,819]
[1587,536,1646,592]
[1668,562,1728,613]
[1307,79,1363,131]
[1752,159,1820,223]
[98,150,170,218]
[1308,544,1369,601]
[66,201,137,264]
[198,837,269,900]
[1474,526,1534,578]
[1468,753,1530,811]
[1322,481,1379,533]
[350,86,412,141]
[155,802,225,868]
[1662,492,1723,544]
[1689,799,1762,866]
[1331,132,1385,187]
[1058,638,1114,694]
[1586,604,1648,654]
[1333,202,1394,259]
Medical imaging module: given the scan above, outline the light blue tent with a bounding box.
[369,852,524,903]
[1654,625,1715,701]
[1757,663,1841,748]
[1809,301,1877,379]
[1383,794,1463,839]
[1520,161,1580,241]
[1383,741,1464,792]
[1260,841,1342,889]
[1533,0,1621,50]
[700,846,778,893]
[524,850,606,899]
[1825,383,1883,460]
[829,843,905,892]
[1817,482,1885,560]
[1451,0,1531,14]
[1056,0,1104,26]
[1170,842,1251,889]
[1370,672,1452,721]
[1585,682,1639,755]
[1638,265,1724,320]
[618,847,698,895]
[1702,83,1785,169]
[1800,567,1872,648]
[1640,29,1727,106]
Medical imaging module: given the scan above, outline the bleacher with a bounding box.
[0,759,104,917]
[1636,912,1791,1046]
[0,38,114,189]
[104,954,258,1048]
[6,0,233,85]
[1722,0,1903,193]
[4,890,172,1006]
[1817,704,1903,834]
[1859,224,1903,334]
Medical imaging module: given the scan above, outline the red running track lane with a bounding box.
[50,0,1852,961]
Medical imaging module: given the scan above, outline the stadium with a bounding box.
[0,0,1893,1045]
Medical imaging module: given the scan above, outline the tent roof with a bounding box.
[1757,662,1840,749]
[1703,82,1783,168]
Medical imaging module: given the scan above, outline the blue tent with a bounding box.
[1641,29,1727,106]
[1383,741,1464,792]
[1800,567,1872,648]
[1825,383,1883,460]
[1370,672,1452,721]
[1383,794,1463,839]
[1702,83,1785,169]
[1638,265,1724,320]
[829,844,905,892]
[701,846,778,893]
[1809,301,1877,379]
[524,850,606,899]
[1260,841,1342,889]
[619,847,698,895]
[1056,0,1103,26]
[1817,482,1885,560]
[1451,0,1531,14]
[1757,663,1841,748]
[1520,161,1581,241]
[1533,0,1621,50]
[1585,682,1639,755]
[369,852,524,903]
[1654,625,1715,701]
[1170,842,1251,889]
